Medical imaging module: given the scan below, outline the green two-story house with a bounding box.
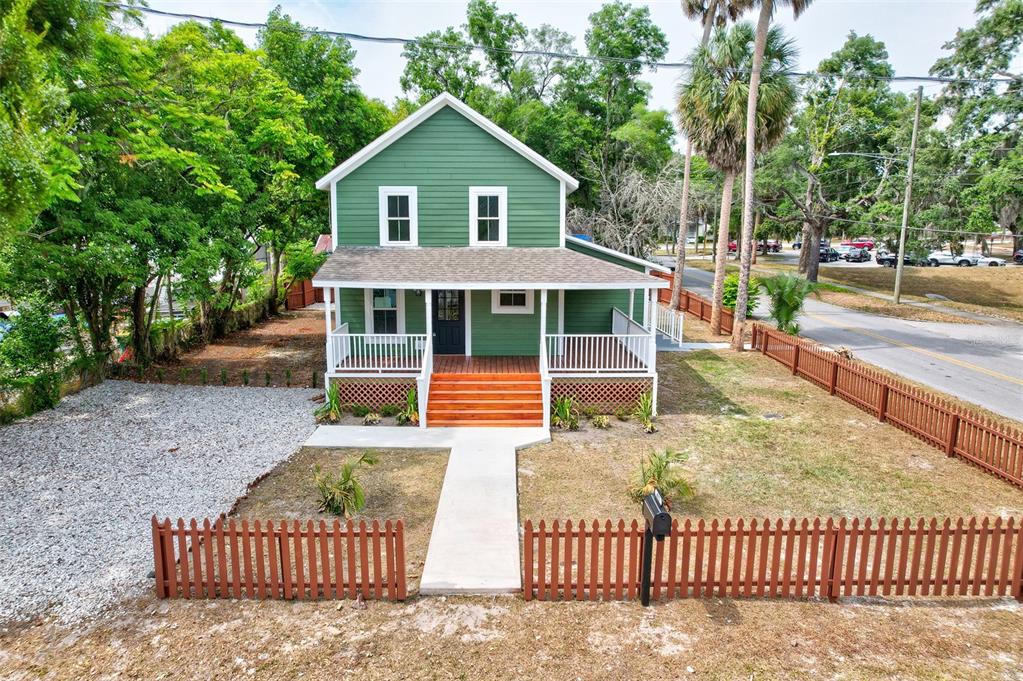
[312,92,674,428]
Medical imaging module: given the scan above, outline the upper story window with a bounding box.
[379,187,418,246]
[469,186,507,247]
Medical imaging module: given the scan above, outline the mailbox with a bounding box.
[642,489,672,539]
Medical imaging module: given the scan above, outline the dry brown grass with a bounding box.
[520,349,1023,522]
[815,289,976,324]
[231,447,448,592]
[2,594,1020,680]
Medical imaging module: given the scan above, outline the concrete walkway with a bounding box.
[305,425,549,594]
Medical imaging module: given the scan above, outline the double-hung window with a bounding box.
[364,289,405,335]
[379,187,418,246]
[469,187,507,247]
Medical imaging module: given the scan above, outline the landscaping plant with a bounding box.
[155,367,165,382]
[0,296,66,415]
[592,414,611,429]
[314,382,343,423]
[628,448,694,510]
[313,452,379,517]
[351,404,370,417]
[761,273,818,335]
[200,367,208,385]
[220,368,228,385]
[633,391,656,433]
[722,272,762,311]
[242,370,250,386]
[380,404,399,418]
[264,371,271,387]
[285,368,292,387]
[396,388,419,426]
[614,406,630,422]
[363,412,381,425]
[550,394,579,430]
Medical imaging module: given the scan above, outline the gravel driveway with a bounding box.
[0,381,318,626]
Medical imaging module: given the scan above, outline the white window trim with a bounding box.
[364,288,406,336]
[378,186,418,247]
[491,289,534,315]
[469,186,508,247]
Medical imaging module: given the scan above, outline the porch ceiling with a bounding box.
[312,247,668,290]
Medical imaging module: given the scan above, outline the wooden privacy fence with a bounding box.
[652,271,733,334]
[523,517,1023,602]
[152,517,407,601]
[750,323,1023,488]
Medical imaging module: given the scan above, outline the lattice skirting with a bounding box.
[550,378,654,413]
[330,377,416,410]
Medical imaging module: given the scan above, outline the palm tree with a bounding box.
[731,0,813,350]
[676,22,796,335]
[669,0,750,310]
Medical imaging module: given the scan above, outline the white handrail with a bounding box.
[656,303,684,347]
[416,337,433,429]
[612,307,647,337]
[539,333,551,429]
[328,331,428,373]
[545,333,651,373]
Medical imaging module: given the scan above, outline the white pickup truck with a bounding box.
[927,251,979,267]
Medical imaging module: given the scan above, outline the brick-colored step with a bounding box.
[427,370,544,428]
[426,418,544,427]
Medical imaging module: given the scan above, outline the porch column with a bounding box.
[642,286,650,328]
[425,289,433,345]
[333,287,342,330]
[628,288,636,320]
[323,287,334,390]
[539,289,548,357]
[647,287,658,414]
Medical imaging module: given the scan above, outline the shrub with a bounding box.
[380,404,400,417]
[220,368,228,385]
[580,405,599,420]
[178,368,189,382]
[628,449,694,510]
[200,367,208,385]
[722,272,762,312]
[314,382,343,423]
[264,371,271,387]
[633,391,655,432]
[614,407,630,422]
[592,414,611,429]
[363,412,381,425]
[396,388,419,426]
[313,452,379,517]
[351,403,370,417]
[761,274,818,335]
[285,368,292,387]
[550,394,579,430]
[155,367,165,382]
[242,370,250,386]
[0,296,67,415]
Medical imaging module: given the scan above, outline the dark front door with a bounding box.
[432,290,465,354]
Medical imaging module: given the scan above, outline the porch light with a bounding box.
[414,290,423,296]
[640,488,671,607]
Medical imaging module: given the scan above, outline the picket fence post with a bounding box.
[828,360,839,396]
[791,343,800,375]
[878,383,890,423]
[523,521,534,601]
[945,413,960,457]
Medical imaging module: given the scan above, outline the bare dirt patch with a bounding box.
[230,447,448,593]
[147,310,326,387]
[521,348,1023,522]
[1,595,1020,679]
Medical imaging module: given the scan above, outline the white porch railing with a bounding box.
[656,303,684,347]
[545,309,655,374]
[539,333,551,430]
[416,337,433,428]
[328,324,428,374]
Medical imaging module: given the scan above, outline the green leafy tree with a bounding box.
[0,295,66,411]
[400,27,481,102]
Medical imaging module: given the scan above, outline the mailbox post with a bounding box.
[640,489,672,607]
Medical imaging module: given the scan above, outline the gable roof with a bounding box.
[565,234,671,274]
[314,92,579,193]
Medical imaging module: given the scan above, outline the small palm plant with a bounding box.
[313,452,379,517]
[314,382,343,423]
[761,273,818,335]
[628,449,695,510]
[633,391,656,433]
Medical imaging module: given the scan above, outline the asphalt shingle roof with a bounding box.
[312,247,666,289]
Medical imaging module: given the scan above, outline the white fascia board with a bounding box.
[311,279,668,291]
[315,92,579,192]
[565,235,672,274]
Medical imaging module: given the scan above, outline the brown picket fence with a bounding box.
[151,516,407,601]
[652,271,733,334]
[750,323,1023,488]
[523,516,1023,602]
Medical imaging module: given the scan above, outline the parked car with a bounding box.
[845,247,871,263]
[974,255,1006,267]
[794,238,829,250]
[876,251,928,268]
[834,244,856,259]
[763,239,781,253]
[842,238,875,250]
[927,251,979,267]
[1014,249,1023,264]
[819,246,840,263]
[728,240,737,253]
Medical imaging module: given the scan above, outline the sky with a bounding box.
[134,0,979,119]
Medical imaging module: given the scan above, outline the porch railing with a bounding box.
[329,324,428,374]
[545,308,656,374]
[416,337,433,429]
[656,303,684,347]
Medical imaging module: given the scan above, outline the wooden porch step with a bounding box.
[426,399,542,410]
[429,383,541,393]
[426,368,543,428]
[426,418,544,427]
[431,372,540,382]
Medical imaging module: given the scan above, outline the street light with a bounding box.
[640,489,672,607]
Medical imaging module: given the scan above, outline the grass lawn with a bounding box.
[230,446,448,594]
[520,345,1023,522]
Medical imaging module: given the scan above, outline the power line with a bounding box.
[102,2,1017,87]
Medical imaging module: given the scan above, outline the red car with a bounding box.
[842,238,875,250]
[728,240,738,253]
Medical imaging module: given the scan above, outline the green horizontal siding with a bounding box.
[336,106,560,247]
[565,239,645,272]
[335,289,424,333]
[563,289,644,334]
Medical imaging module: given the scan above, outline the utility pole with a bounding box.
[894,86,923,305]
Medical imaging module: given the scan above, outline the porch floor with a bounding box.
[434,355,539,375]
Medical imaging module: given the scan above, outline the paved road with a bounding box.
[676,266,1023,422]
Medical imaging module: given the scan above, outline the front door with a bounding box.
[432,290,465,354]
